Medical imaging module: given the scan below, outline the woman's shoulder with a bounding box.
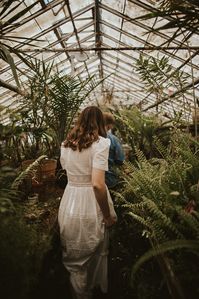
[92,136,110,150]
[99,135,110,144]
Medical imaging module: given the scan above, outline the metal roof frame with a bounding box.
[1,0,199,122]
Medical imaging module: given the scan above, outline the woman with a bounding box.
[58,106,117,299]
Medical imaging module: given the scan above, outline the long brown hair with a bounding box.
[63,106,107,151]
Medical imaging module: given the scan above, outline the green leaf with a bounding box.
[0,1,40,31]
[131,239,199,282]
[0,44,20,88]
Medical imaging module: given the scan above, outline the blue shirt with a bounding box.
[105,132,125,188]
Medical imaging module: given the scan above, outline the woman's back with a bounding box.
[61,144,92,177]
[60,136,110,184]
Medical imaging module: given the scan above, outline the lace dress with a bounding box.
[58,136,116,299]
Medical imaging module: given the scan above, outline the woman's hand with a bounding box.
[103,215,117,227]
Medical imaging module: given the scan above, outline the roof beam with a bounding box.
[3,0,66,34]
[102,21,199,69]
[16,46,199,53]
[0,20,94,75]
[144,77,199,111]
[102,55,144,89]
[98,3,187,49]
[100,18,199,71]
[53,27,72,64]
[110,0,127,92]
[64,0,82,49]
[1,35,96,91]
[65,0,97,92]
[128,0,199,36]
[104,60,192,111]
[7,3,94,53]
[94,0,104,81]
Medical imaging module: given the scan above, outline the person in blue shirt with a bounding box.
[103,112,125,189]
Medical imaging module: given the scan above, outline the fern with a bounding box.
[128,197,183,240]
[176,208,199,239]
[113,113,199,297]
[131,240,199,282]
[11,155,47,190]
[135,147,148,165]
[153,136,170,159]
[0,166,18,214]
[123,160,168,203]
[128,211,152,232]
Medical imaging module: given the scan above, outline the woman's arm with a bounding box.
[92,168,116,227]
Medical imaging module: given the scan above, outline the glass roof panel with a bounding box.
[0,0,199,121]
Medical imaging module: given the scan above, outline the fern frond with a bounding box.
[131,239,199,282]
[176,208,199,239]
[135,148,148,165]
[124,160,137,174]
[128,211,152,231]
[142,197,184,238]
[153,136,169,159]
[11,155,47,190]
[111,190,128,204]
[151,221,168,241]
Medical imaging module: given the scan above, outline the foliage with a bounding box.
[0,0,41,94]
[131,239,199,279]
[18,61,104,157]
[136,0,199,45]
[1,61,103,162]
[12,155,47,190]
[0,166,17,214]
[114,131,199,298]
[135,55,190,119]
[0,214,51,299]
[46,73,102,148]
[135,55,188,100]
[112,106,170,159]
[17,61,54,159]
[0,121,25,165]
[0,155,58,299]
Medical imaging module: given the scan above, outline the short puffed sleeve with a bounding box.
[92,137,110,171]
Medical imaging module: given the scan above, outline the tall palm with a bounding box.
[46,74,102,149]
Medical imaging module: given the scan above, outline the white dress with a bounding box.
[58,136,117,299]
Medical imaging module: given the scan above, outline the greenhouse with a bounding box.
[1,1,199,299]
